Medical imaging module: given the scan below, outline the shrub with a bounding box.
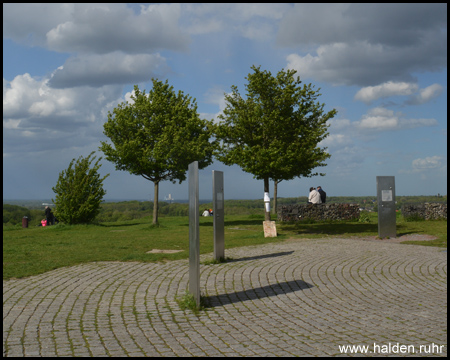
[358,211,371,223]
[52,152,109,225]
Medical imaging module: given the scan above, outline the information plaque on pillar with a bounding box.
[212,171,224,261]
[188,161,200,306]
[376,176,396,239]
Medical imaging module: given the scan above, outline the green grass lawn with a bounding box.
[3,213,446,280]
[278,211,447,246]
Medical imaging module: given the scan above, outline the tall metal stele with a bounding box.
[188,161,200,307]
[213,170,224,261]
[376,176,396,239]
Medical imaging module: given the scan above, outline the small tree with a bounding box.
[52,152,109,224]
[215,66,336,221]
[100,79,215,225]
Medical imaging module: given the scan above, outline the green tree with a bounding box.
[3,204,31,225]
[52,152,109,225]
[100,79,215,224]
[215,66,336,221]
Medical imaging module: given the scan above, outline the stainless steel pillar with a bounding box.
[212,170,224,261]
[188,161,200,306]
[376,176,396,238]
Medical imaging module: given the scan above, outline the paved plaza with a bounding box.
[3,238,447,357]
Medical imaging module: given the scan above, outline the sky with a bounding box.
[3,3,447,201]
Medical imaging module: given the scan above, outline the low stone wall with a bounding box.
[401,203,447,220]
[278,203,360,222]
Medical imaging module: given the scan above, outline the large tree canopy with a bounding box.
[100,79,215,224]
[215,66,336,220]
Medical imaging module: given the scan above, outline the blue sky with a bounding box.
[3,3,447,201]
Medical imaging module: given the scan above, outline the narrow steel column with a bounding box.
[188,161,200,306]
[212,170,224,261]
[376,176,396,238]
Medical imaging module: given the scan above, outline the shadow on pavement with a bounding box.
[204,279,313,308]
[227,251,294,262]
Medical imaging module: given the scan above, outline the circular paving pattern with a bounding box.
[3,238,447,357]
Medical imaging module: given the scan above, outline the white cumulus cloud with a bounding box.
[4,3,189,54]
[354,82,444,105]
[286,42,406,86]
[3,74,44,118]
[356,107,438,132]
[357,108,399,130]
[412,156,444,171]
[181,3,288,38]
[3,73,124,154]
[3,3,74,46]
[319,133,352,149]
[354,82,419,104]
[46,3,189,54]
[282,4,447,86]
[48,52,168,88]
[407,83,444,105]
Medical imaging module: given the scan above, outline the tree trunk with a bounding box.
[273,180,278,216]
[153,181,159,225]
[264,177,271,221]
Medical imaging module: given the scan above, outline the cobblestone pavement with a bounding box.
[3,238,447,357]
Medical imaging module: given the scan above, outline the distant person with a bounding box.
[45,206,54,226]
[209,208,213,216]
[308,187,322,204]
[202,209,210,217]
[317,186,326,203]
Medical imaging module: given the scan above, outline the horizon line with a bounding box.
[3,194,447,202]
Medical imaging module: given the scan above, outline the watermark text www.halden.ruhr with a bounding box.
[339,342,446,355]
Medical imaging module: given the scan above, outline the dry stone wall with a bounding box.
[401,203,447,220]
[278,203,360,222]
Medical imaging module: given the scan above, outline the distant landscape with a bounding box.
[3,195,446,227]
[3,195,448,280]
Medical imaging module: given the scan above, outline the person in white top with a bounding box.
[202,209,210,216]
[308,187,322,204]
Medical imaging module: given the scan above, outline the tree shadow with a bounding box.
[396,231,420,237]
[203,279,313,308]
[395,224,427,237]
[187,219,265,227]
[97,222,147,228]
[224,219,266,227]
[281,222,379,235]
[227,251,294,262]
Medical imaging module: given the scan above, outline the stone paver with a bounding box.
[3,238,447,357]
